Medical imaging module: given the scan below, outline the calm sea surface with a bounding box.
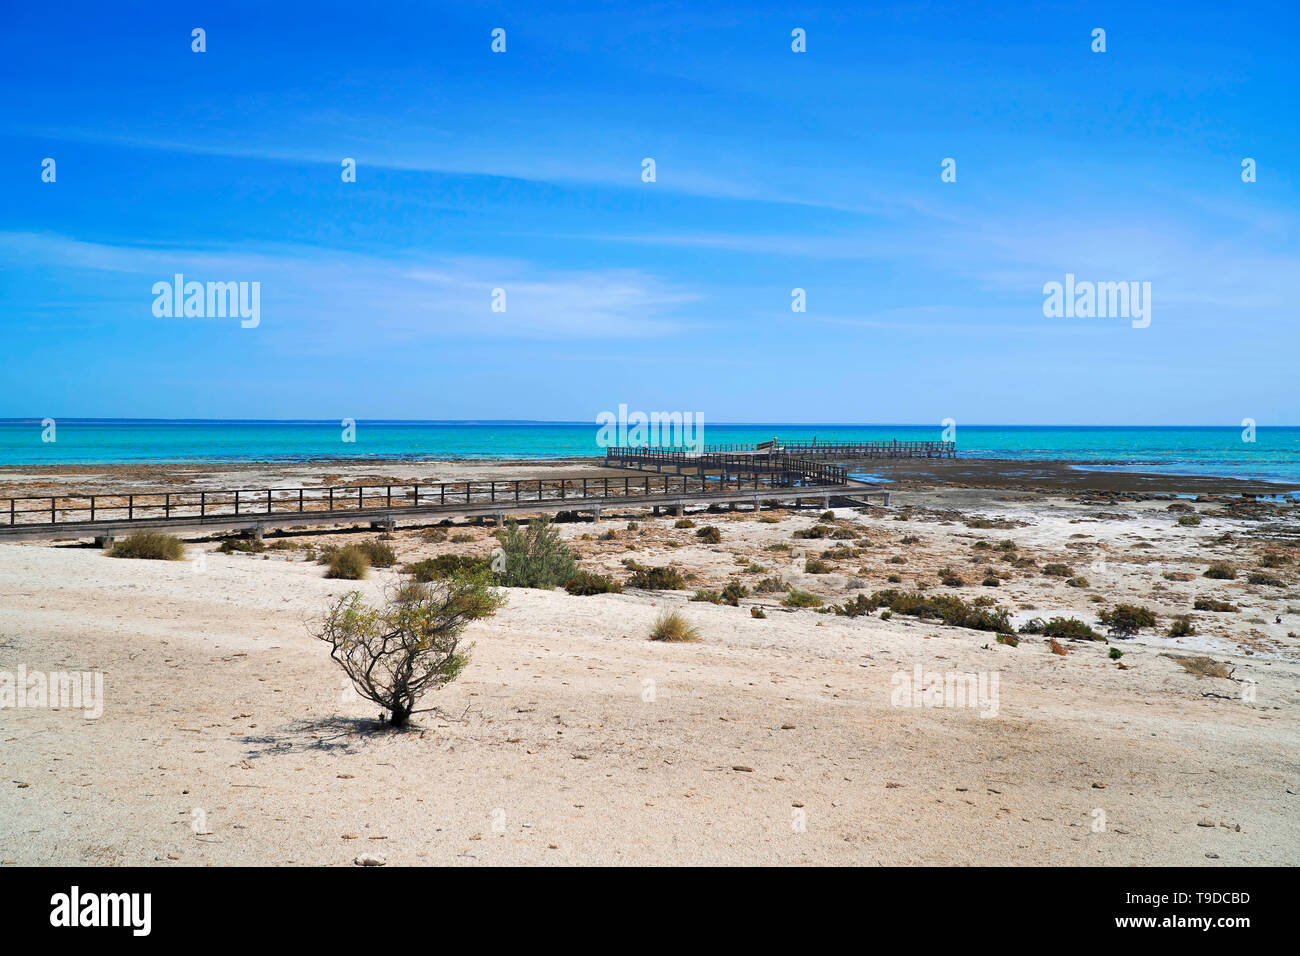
[2,421,1298,484]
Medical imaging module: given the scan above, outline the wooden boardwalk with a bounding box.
[0,441,932,544]
[0,464,883,545]
[608,442,956,470]
[606,438,954,467]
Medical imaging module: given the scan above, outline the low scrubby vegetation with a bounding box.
[938,567,965,587]
[496,517,576,589]
[1168,615,1196,637]
[1173,655,1232,679]
[830,594,876,618]
[405,554,492,581]
[1019,616,1103,641]
[827,590,1013,634]
[1203,562,1236,580]
[794,524,855,540]
[354,538,397,568]
[108,532,187,560]
[623,560,685,590]
[783,588,824,608]
[1194,596,1238,612]
[696,526,722,544]
[1098,604,1158,638]
[649,611,700,643]
[691,581,749,606]
[325,545,370,580]
[564,570,623,595]
[1247,571,1283,586]
[218,537,265,554]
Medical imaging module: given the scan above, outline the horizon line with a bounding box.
[0,419,1293,429]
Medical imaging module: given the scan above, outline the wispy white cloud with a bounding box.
[0,232,701,342]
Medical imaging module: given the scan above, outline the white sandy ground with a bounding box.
[1,489,1298,866]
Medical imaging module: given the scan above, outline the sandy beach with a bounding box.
[1,459,1297,866]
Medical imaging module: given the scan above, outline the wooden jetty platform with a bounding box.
[606,438,955,466]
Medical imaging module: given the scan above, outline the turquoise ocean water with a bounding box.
[1,421,1298,485]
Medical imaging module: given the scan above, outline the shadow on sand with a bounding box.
[240,715,423,759]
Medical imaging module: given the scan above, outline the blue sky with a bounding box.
[1,0,1296,424]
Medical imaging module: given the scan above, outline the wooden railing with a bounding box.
[608,439,955,461]
[0,466,849,530]
[602,448,847,485]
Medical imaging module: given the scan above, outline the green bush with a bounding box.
[721,581,749,605]
[315,575,503,727]
[405,554,492,582]
[938,568,965,587]
[750,607,766,619]
[1168,615,1196,637]
[793,525,843,540]
[564,570,623,595]
[783,589,824,608]
[831,594,877,618]
[1194,597,1238,612]
[1177,514,1202,526]
[805,558,834,574]
[355,538,397,568]
[497,517,577,589]
[1246,571,1283,586]
[325,545,369,580]
[624,561,685,590]
[867,590,1012,633]
[217,537,264,554]
[1019,616,1102,641]
[1109,646,1124,660]
[108,532,186,561]
[1098,604,1158,638]
[691,583,748,605]
[691,588,723,604]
